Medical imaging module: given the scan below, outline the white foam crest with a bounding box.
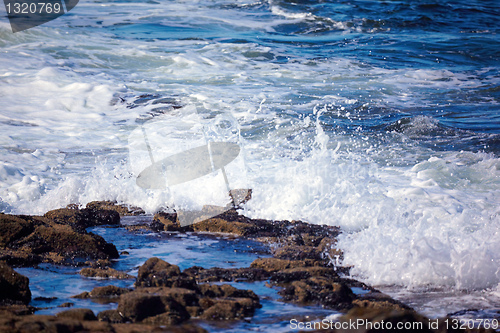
[242,116,500,290]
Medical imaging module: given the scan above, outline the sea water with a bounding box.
[1,0,499,319]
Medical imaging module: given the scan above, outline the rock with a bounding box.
[141,287,199,307]
[97,309,125,323]
[0,314,85,333]
[73,285,131,299]
[191,217,251,235]
[0,212,119,267]
[80,267,133,280]
[152,212,183,232]
[199,297,259,320]
[86,201,145,216]
[44,207,120,232]
[278,277,354,310]
[199,284,259,304]
[351,295,413,312]
[16,222,119,262]
[270,266,340,284]
[116,291,190,324]
[184,266,271,283]
[0,214,37,247]
[250,257,316,272]
[340,307,433,333]
[56,308,97,321]
[0,261,31,305]
[136,257,197,290]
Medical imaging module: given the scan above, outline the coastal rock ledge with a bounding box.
[0,202,496,332]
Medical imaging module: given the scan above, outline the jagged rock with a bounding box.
[184,266,271,283]
[80,267,133,280]
[116,291,190,323]
[97,309,125,323]
[340,307,433,333]
[199,284,259,304]
[136,257,197,290]
[270,266,339,283]
[73,285,131,299]
[250,257,317,272]
[86,201,145,216]
[199,297,259,320]
[0,213,119,267]
[0,261,31,305]
[44,207,120,232]
[56,308,97,321]
[16,222,119,262]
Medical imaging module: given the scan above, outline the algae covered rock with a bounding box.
[0,261,31,305]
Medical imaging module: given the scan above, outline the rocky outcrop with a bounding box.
[0,261,31,305]
[80,267,133,280]
[0,209,119,267]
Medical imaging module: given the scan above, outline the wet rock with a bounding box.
[56,308,97,321]
[136,257,197,290]
[135,287,200,308]
[250,257,316,272]
[0,314,85,333]
[199,297,259,320]
[86,201,145,217]
[351,294,413,312]
[0,214,37,247]
[116,291,190,324]
[16,222,119,263]
[80,267,134,280]
[73,285,131,300]
[152,212,183,232]
[340,307,433,333]
[199,284,259,304]
[44,207,120,232]
[184,266,270,283]
[270,266,340,284]
[279,278,354,310]
[97,309,125,323]
[0,261,31,305]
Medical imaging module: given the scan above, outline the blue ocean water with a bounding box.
[1,0,500,319]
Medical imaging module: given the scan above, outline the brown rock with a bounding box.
[17,223,119,262]
[152,212,183,232]
[133,287,199,308]
[86,201,145,216]
[184,266,270,283]
[340,307,433,333]
[80,267,133,280]
[199,284,259,304]
[0,214,37,247]
[73,285,131,299]
[136,257,197,290]
[97,309,125,323]
[56,308,97,321]
[44,207,120,232]
[279,277,354,310]
[0,261,31,305]
[250,257,316,272]
[116,291,190,323]
[270,266,340,283]
[199,297,258,320]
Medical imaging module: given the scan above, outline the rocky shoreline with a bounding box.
[0,202,495,332]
